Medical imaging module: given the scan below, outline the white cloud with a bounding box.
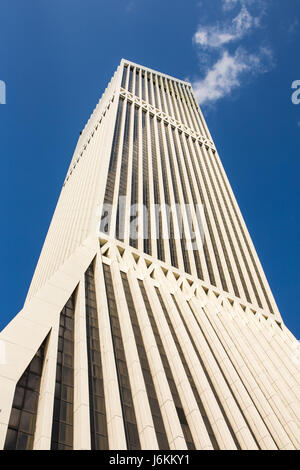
[222,0,257,10]
[194,5,260,48]
[192,0,272,105]
[192,48,272,105]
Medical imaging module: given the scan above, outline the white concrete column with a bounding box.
[34,323,59,449]
[126,267,187,450]
[73,277,91,449]
[94,254,127,450]
[109,257,159,449]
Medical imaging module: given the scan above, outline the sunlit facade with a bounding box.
[0,59,299,450]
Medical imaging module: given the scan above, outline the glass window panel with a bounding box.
[4,429,18,450]
[23,390,38,413]
[61,385,73,402]
[61,366,73,386]
[4,339,47,450]
[13,386,25,409]
[19,411,35,433]
[9,408,21,429]
[60,401,73,424]
[59,422,73,446]
[85,263,108,450]
[51,291,75,450]
[16,432,33,450]
[27,373,40,391]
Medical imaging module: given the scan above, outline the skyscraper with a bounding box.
[0,59,299,450]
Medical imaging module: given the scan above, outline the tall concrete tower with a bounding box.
[1,60,299,450]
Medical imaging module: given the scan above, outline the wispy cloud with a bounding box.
[194,5,259,48]
[192,0,272,106]
[193,47,272,105]
[222,0,258,10]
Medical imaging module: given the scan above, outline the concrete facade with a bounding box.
[0,59,299,450]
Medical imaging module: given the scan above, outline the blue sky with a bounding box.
[0,0,299,337]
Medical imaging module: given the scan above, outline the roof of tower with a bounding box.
[120,58,192,87]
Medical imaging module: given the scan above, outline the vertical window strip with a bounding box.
[106,99,124,177]
[172,126,204,276]
[116,101,132,241]
[158,81,166,113]
[85,263,108,450]
[169,215,178,268]
[152,75,158,109]
[135,69,140,97]
[4,339,47,450]
[178,131,204,280]
[156,289,219,450]
[120,273,170,450]
[174,296,241,450]
[142,111,151,255]
[100,98,124,234]
[157,120,178,268]
[172,81,185,124]
[188,136,231,292]
[198,143,251,303]
[128,67,134,93]
[129,106,139,249]
[102,264,141,450]
[186,87,208,138]
[155,76,161,110]
[213,154,274,314]
[142,73,146,101]
[191,90,212,140]
[51,292,76,450]
[167,80,179,121]
[121,66,128,89]
[207,150,263,308]
[165,124,191,274]
[181,85,197,131]
[150,115,165,261]
[178,83,193,129]
[162,78,171,116]
[185,85,203,134]
[137,280,195,450]
[148,74,153,106]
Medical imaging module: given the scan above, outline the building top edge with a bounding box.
[120,58,192,87]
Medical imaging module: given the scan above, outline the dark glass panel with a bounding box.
[129,106,139,248]
[100,98,124,234]
[4,337,48,450]
[138,280,195,449]
[85,261,108,449]
[142,111,151,254]
[157,120,178,268]
[50,291,76,450]
[157,289,219,449]
[103,264,141,450]
[116,101,132,241]
[121,272,169,450]
[150,115,165,261]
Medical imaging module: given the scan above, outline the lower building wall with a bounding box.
[0,237,299,450]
